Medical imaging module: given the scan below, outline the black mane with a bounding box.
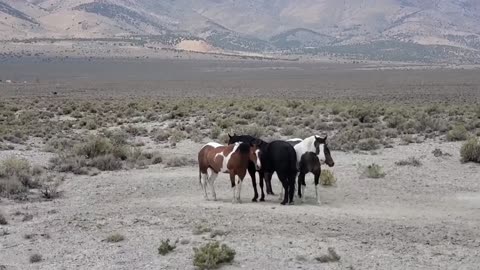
[237,142,250,155]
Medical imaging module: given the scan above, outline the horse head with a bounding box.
[314,135,335,167]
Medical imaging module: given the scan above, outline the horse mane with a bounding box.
[237,142,250,155]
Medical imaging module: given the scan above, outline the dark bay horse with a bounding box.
[198,142,261,203]
[229,135,297,205]
[287,135,335,204]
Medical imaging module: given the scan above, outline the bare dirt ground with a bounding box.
[1,140,479,270]
[1,59,480,269]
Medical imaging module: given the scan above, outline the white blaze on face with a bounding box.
[318,143,326,163]
[255,149,261,169]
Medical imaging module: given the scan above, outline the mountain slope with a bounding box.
[1,0,480,62]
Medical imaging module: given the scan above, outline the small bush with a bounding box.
[106,233,125,243]
[0,157,35,196]
[447,125,469,141]
[210,127,221,140]
[395,157,422,167]
[357,138,380,151]
[193,241,236,270]
[90,155,122,171]
[363,163,386,178]
[165,157,196,167]
[432,148,451,157]
[75,136,113,158]
[320,170,336,186]
[0,211,7,225]
[29,254,42,263]
[315,247,341,263]
[158,239,176,255]
[460,138,480,163]
[193,224,212,235]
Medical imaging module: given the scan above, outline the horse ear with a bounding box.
[228,134,232,138]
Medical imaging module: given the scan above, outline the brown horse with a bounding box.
[198,142,261,203]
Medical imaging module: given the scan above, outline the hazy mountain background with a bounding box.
[1,0,480,62]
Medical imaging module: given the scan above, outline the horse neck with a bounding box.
[298,136,316,154]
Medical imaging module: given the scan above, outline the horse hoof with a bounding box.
[260,198,265,202]
[280,201,287,205]
[289,201,295,205]
[252,198,258,202]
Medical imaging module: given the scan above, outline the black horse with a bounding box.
[229,134,297,205]
[228,134,273,202]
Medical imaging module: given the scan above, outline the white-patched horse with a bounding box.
[198,142,261,203]
[286,135,335,204]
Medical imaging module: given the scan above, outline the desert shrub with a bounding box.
[385,114,406,128]
[447,125,469,141]
[90,155,122,171]
[235,124,264,138]
[151,152,163,164]
[460,138,480,163]
[320,170,336,186]
[165,157,196,167]
[75,136,113,158]
[104,129,129,145]
[193,241,235,270]
[158,239,176,255]
[0,157,37,196]
[395,157,422,167]
[49,155,88,175]
[106,233,125,243]
[315,247,341,263]
[193,224,212,235]
[281,126,295,136]
[210,127,221,140]
[432,148,451,157]
[29,254,42,263]
[40,181,61,200]
[363,163,386,178]
[357,138,380,151]
[0,211,7,225]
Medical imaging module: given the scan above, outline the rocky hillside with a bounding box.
[1,0,480,62]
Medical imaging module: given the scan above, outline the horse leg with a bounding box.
[314,169,321,205]
[266,176,275,195]
[237,176,243,204]
[288,172,296,205]
[248,163,258,202]
[259,171,266,202]
[208,170,218,201]
[201,172,209,200]
[277,172,289,205]
[298,172,306,203]
[230,173,237,204]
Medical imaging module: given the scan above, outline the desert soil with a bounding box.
[1,139,479,270]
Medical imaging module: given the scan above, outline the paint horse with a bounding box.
[198,142,261,203]
[287,135,335,204]
[227,134,274,202]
